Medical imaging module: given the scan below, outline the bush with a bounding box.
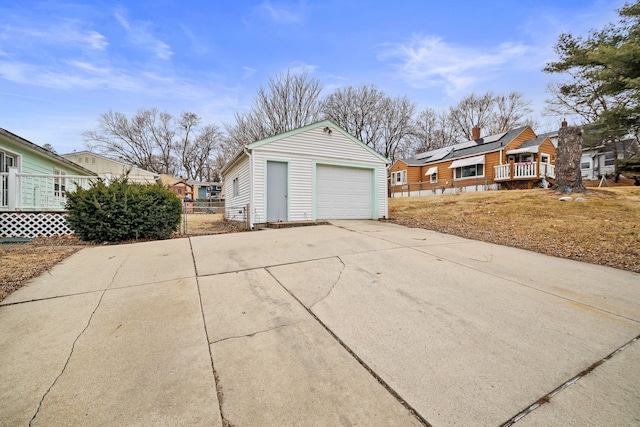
[65,177,182,242]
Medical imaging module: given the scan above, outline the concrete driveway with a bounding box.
[1,221,639,426]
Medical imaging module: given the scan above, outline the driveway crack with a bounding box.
[210,323,299,345]
[310,256,345,310]
[29,258,126,426]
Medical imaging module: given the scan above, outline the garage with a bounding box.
[316,165,373,219]
[222,119,388,227]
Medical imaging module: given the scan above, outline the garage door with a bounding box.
[316,165,373,219]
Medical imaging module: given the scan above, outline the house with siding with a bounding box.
[390,125,557,197]
[1,128,96,237]
[221,119,389,227]
[580,139,639,180]
[62,151,159,184]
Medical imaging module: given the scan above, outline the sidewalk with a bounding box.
[1,221,639,426]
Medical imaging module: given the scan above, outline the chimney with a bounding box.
[561,118,568,128]
[472,127,481,139]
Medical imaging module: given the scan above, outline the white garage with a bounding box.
[221,120,389,227]
[316,165,373,219]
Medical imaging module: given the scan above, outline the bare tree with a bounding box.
[377,95,416,163]
[322,84,416,163]
[489,92,534,134]
[175,113,223,180]
[449,92,496,140]
[224,69,323,150]
[449,92,535,140]
[410,108,456,153]
[84,109,175,174]
[322,84,386,147]
[84,108,222,181]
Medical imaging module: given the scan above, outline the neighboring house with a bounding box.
[221,119,389,227]
[191,181,222,201]
[580,139,639,180]
[168,178,194,201]
[62,151,160,184]
[390,125,557,197]
[1,128,96,237]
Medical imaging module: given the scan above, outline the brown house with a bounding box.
[390,126,557,197]
[169,179,194,201]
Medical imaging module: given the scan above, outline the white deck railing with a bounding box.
[540,163,556,179]
[1,169,95,211]
[494,164,510,180]
[494,162,555,181]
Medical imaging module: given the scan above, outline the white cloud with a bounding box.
[242,66,257,79]
[380,35,529,96]
[5,23,108,51]
[114,10,173,60]
[257,1,303,24]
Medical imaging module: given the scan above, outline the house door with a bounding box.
[267,161,288,222]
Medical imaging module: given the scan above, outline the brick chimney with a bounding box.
[472,127,481,139]
[561,118,568,128]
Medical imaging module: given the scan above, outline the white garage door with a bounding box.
[316,165,373,219]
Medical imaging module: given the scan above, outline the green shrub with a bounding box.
[65,177,182,242]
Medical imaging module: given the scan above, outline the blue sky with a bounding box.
[0,0,627,154]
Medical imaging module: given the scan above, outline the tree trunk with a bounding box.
[554,125,587,193]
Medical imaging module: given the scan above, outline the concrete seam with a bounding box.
[28,258,126,426]
[500,334,640,426]
[309,256,345,310]
[189,237,228,427]
[264,268,432,427]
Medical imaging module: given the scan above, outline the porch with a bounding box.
[494,162,556,181]
[1,169,94,212]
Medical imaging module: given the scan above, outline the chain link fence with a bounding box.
[181,201,249,234]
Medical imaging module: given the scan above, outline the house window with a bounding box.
[430,172,438,184]
[392,170,407,185]
[455,164,484,179]
[232,177,239,197]
[581,161,591,170]
[604,153,615,166]
[1,150,17,172]
[54,169,66,197]
[540,154,550,164]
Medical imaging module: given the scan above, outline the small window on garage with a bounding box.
[233,177,239,197]
[581,161,590,169]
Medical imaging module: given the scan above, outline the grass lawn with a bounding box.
[389,187,640,273]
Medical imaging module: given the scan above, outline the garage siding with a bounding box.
[223,157,251,222]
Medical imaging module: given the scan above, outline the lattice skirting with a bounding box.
[0,212,74,238]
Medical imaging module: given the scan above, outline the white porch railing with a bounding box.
[494,162,555,181]
[1,169,95,211]
[540,163,556,179]
[513,162,537,178]
[494,164,510,180]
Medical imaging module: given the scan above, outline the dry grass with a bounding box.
[181,213,245,234]
[389,187,640,273]
[0,236,92,301]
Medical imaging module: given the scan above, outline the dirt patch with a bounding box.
[181,214,246,234]
[0,236,93,302]
[389,187,640,273]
